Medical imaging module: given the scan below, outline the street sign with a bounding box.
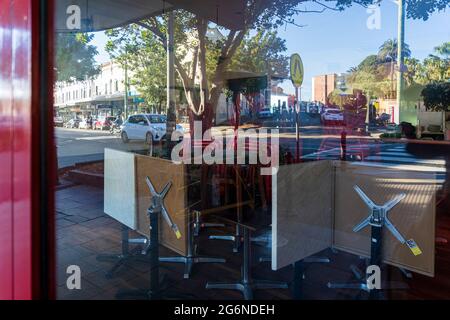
[290,54,304,88]
[133,97,145,103]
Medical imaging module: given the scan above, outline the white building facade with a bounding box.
[54,61,138,119]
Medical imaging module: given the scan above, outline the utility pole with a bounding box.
[166,11,176,153]
[290,53,304,162]
[123,46,129,119]
[396,0,406,123]
[295,86,301,162]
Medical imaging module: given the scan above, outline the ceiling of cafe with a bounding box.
[55,0,246,32]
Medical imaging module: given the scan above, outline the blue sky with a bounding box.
[91,0,449,101]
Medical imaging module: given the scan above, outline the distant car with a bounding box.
[64,118,80,129]
[54,116,64,127]
[257,108,273,119]
[94,116,116,130]
[321,109,344,125]
[120,114,184,144]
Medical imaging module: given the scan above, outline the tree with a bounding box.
[348,69,392,98]
[357,55,379,72]
[345,38,450,99]
[230,30,289,77]
[108,1,384,128]
[434,42,450,58]
[377,38,411,62]
[347,51,393,98]
[423,55,448,82]
[55,33,99,82]
[422,42,450,82]
[406,0,450,20]
[105,26,168,113]
[421,82,450,112]
[404,57,426,86]
[105,13,290,121]
[104,0,447,129]
[401,42,450,85]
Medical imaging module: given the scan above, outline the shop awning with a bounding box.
[56,0,245,32]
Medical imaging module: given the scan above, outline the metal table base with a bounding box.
[206,228,288,300]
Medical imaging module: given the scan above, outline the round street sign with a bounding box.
[290,53,304,88]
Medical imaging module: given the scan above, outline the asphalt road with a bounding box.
[55,124,380,168]
[56,127,151,168]
[55,124,448,184]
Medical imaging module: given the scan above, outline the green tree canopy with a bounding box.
[104,0,448,124]
[421,82,450,112]
[347,40,450,99]
[105,26,168,112]
[377,38,411,62]
[55,33,99,82]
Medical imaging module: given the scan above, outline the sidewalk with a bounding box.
[56,184,123,299]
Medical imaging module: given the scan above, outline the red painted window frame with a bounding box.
[0,0,56,300]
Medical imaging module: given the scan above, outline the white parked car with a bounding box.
[321,109,345,125]
[257,108,273,119]
[121,114,184,144]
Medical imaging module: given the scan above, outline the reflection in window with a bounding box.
[53,0,450,301]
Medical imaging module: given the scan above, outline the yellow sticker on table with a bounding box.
[406,239,422,256]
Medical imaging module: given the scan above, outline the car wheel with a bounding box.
[146,132,153,145]
[121,131,129,143]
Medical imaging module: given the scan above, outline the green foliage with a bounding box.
[347,50,394,98]
[104,14,290,115]
[231,30,289,77]
[404,42,450,85]
[103,0,448,119]
[377,38,411,62]
[421,82,450,112]
[347,40,449,100]
[105,25,168,111]
[405,0,450,20]
[357,55,379,71]
[55,33,99,82]
[434,42,450,58]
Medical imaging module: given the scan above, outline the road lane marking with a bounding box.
[75,136,119,141]
[365,156,446,165]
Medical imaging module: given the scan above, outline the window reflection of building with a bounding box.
[312,74,337,105]
[53,61,137,118]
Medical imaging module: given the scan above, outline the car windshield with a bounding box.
[146,115,167,123]
[327,110,341,114]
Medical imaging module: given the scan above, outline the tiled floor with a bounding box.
[56,183,450,300]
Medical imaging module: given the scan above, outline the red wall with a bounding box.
[0,0,55,299]
[0,0,14,300]
[0,0,33,300]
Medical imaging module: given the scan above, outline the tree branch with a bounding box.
[135,19,192,95]
[196,18,209,115]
